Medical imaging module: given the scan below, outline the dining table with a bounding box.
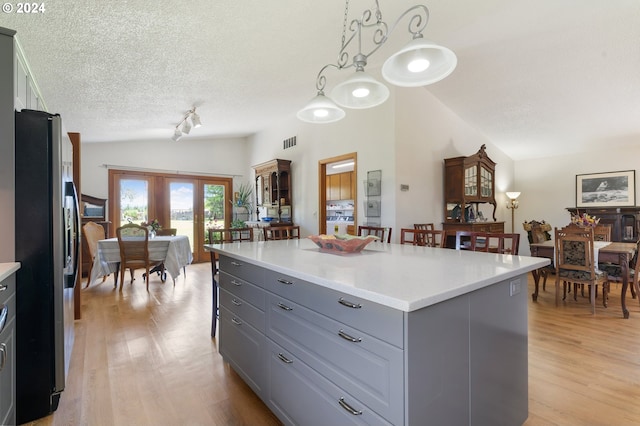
[89,235,193,286]
[530,239,640,318]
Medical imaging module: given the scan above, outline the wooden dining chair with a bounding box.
[485,233,520,254]
[116,223,151,291]
[207,227,254,337]
[594,224,612,242]
[264,225,300,240]
[400,228,445,247]
[599,239,640,301]
[554,225,609,314]
[155,228,177,236]
[358,226,392,243]
[455,231,488,251]
[82,221,110,288]
[413,223,435,246]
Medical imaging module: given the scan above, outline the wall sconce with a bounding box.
[506,191,521,234]
[171,107,202,141]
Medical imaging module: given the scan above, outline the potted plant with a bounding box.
[231,182,253,227]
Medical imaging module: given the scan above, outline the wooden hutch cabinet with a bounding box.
[442,145,504,243]
[566,207,640,242]
[253,159,292,224]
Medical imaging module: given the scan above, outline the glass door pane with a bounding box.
[204,183,226,240]
[119,178,149,226]
[169,181,194,253]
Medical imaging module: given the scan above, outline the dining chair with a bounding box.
[599,239,640,301]
[413,223,435,246]
[554,225,609,314]
[116,223,152,291]
[264,225,300,240]
[593,224,612,242]
[455,231,488,251]
[485,233,520,255]
[358,226,392,243]
[207,227,255,337]
[155,228,177,236]
[400,228,445,247]
[82,221,110,288]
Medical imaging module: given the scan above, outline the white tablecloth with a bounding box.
[90,235,193,284]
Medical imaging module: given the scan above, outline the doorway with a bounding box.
[319,153,357,235]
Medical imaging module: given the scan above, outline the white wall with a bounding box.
[394,87,515,233]
[81,136,250,201]
[515,146,640,255]
[247,90,397,238]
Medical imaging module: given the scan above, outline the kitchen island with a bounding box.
[207,239,548,426]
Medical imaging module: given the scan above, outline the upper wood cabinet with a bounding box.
[253,159,292,223]
[326,172,353,201]
[444,144,497,223]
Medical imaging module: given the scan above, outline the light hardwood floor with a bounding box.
[23,263,640,425]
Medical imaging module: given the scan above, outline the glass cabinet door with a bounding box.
[480,166,493,198]
[464,165,477,196]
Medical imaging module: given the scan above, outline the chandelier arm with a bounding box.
[314,63,344,92]
[384,5,429,40]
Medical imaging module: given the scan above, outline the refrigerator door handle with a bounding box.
[65,181,81,289]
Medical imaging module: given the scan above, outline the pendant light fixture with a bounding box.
[297,1,456,124]
[170,107,202,141]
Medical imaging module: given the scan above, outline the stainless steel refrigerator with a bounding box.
[14,109,80,424]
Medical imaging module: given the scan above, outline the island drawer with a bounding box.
[219,271,266,311]
[267,339,393,426]
[267,293,404,425]
[264,269,403,348]
[219,287,265,333]
[219,255,264,285]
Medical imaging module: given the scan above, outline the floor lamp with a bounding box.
[506,192,521,234]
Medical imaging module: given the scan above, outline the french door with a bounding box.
[109,170,232,263]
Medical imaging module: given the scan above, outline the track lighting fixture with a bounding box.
[170,107,202,141]
[297,1,457,123]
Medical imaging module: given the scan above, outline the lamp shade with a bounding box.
[330,69,390,109]
[171,128,182,142]
[297,91,346,123]
[506,192,521,200]
[382,37,457,87]
[191,111,202,128]
[181,119,192,135]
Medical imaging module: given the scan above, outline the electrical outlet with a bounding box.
[510,279,521,296]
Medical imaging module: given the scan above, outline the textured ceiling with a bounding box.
[2,0,640,160]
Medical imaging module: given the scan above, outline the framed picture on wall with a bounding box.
[576,170,636,208]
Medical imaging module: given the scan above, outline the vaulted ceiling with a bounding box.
[3,0,639,160]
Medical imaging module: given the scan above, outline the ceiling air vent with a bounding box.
[283,136,297,150]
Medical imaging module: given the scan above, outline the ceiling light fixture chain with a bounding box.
[297,1,456,124]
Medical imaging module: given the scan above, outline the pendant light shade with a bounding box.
[191,110,202,128]
[382,37,457,87]
[181,119,192,134]
[330,70,390,109]
[296,91,346,123]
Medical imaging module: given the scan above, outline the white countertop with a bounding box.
[0,262,20,282]
[206,240,549,312]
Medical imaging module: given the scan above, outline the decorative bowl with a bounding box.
[307,234,379,254]
[261,217,275,222]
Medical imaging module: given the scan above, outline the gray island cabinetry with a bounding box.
[212,240,548,425]
[0,263,19,426]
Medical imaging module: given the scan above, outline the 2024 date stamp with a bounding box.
[2,2,46,13]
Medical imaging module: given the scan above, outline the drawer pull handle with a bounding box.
[230,261,242,267]
[232,299,242,306]
[277,302,293,311]
[0,343,6,372]
[338,397,362,416]
[277,353,293,364]
[231,280,242,286]
[338,329,362,343]
[231,318,242,325]
[0,284,7,292]
[338,298,361,309]
[277,278,293,285]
